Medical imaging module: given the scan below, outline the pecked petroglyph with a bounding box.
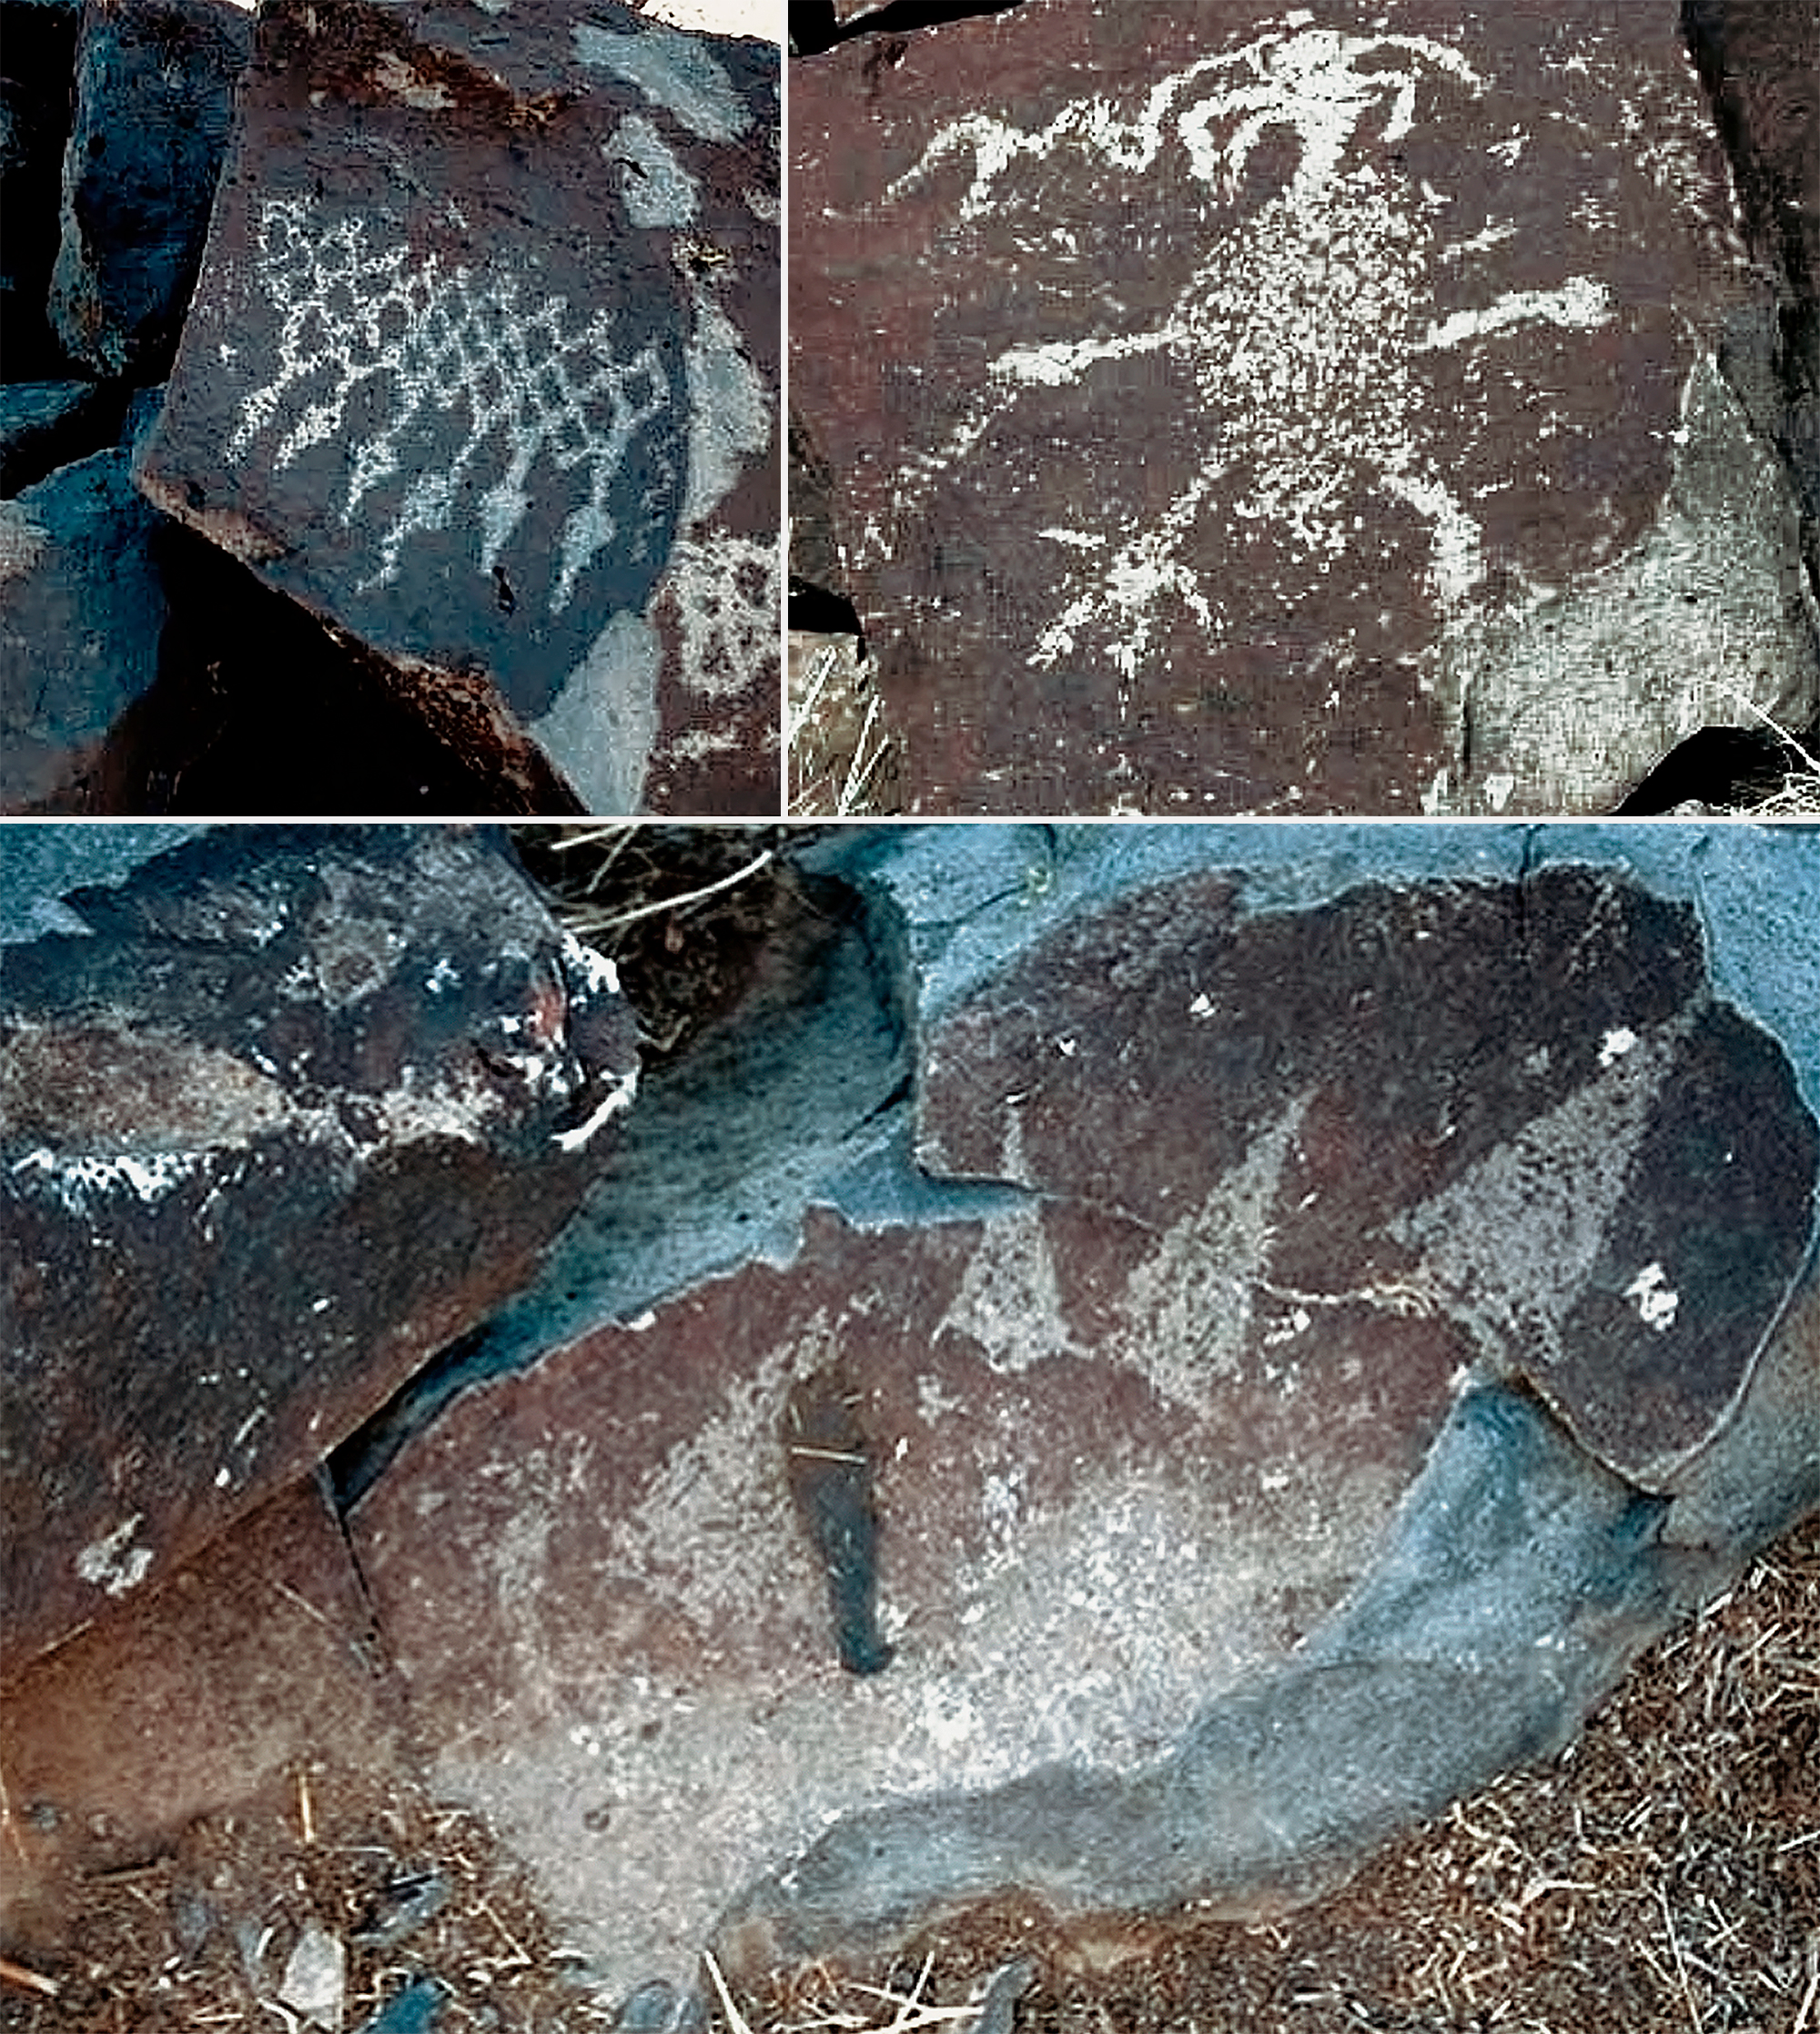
[226,197,677,617]
[866,25,1642,689]
[830,11,1790,815]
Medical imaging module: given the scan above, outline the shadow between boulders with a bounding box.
[330,849,1025,1510]
[791,0,1031,56]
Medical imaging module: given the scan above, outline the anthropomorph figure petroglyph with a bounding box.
[874,28,1621,683]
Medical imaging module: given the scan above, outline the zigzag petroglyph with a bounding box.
[227,197,675,615]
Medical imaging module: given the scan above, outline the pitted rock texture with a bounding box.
[791,0,1820,815]
[136,0,780,815]
[49,0,254,379]
[0,825,638,1683]
[352,1199,1461,1997]
[344,829,1816,2005]
[915,863,1817,1488]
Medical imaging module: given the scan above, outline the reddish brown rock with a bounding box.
[0,1477,413,1959]
[915,862,1817,1487]
[352,1203,1469,1999]
[0,825,638,1683]
[791,1,1818,815]
[346,837,1815,2003]
[136,0,779,815]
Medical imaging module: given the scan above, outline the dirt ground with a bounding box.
[3,1508,1812,2033]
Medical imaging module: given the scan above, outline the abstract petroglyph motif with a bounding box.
[874,26,1623,682]
[666,532,781,700]
[227,197,675,616]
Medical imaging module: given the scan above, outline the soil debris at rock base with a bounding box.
[0,1761,604,2033]
[2,1509,1809,2031]
[715,1509,1820,2034]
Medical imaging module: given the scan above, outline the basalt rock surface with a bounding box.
[0,1474,415,1959]
[335,821,1819,2008]
[791,0,1820,815]
[0,393,170,811]
[0,824,638,1684]
[135,0,781,815]
[48,0,255,380]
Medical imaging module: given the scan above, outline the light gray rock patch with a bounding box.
[527,609,662,815]
[573,21,749,142]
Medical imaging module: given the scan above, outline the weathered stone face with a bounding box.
[0,1475,413,1958]
[136,0,780,814]
[344,831,1816,2004]
[791,1,1819,815]
[0,825,639,1683]
[916,863,1818,1488]
[49,0,254,379]
[353,1198,1462,1997]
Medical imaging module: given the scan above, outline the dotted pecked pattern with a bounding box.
[227,197,675,616]
[665,532,781,701]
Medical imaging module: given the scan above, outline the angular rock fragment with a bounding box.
[0,399,169,811]
[344,822,1817,2005]
[136,0,780,815]
[48,0,254,380]
[791,1,1820,814]
[0,825,639,1681]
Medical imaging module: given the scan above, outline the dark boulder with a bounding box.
[48,0,255,379]
[136,0,781,813]
[0,824,639,1682]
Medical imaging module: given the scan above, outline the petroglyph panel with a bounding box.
[349,841,1818,2001]
[139,0,780,813]
[792,1,1817,815]
[226,197,676,622]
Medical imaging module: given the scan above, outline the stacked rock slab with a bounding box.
[791,0,1820,815]
[136,0,780,815]
[49,0,255,379]
[0,394,169,811]
[343,824,1818,2007]
[0,825,639,1684]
